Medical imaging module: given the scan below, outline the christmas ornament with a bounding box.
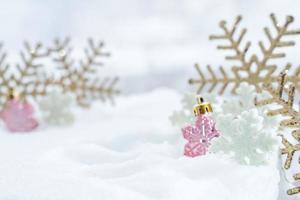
[189,14,300,94]
[48,38,120,108]
[38,90,74,126]
[212,109,276,165]
[255,71,300,195]
[0,89,38,132]
[181,97,220,157]
[211,83,277,165]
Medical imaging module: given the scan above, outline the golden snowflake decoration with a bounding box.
[0,38,120,109]
[189,14,300,94]
[49,38,120,107]
[0,42,51,109]
[255,71,300,195]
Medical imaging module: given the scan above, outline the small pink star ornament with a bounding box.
[0,89,38,133]
[182,97,220,157]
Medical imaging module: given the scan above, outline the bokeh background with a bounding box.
[1,0,300,94]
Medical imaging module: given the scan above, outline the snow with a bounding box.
[0,89,279,200]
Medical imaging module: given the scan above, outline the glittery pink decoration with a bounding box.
[182,114,220,157]
[0,99,38,133]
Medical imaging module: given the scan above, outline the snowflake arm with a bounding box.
[0,44,9,107]
[0,42,51,108]
[49,38,120,107]
[255,71,300,195]
[17,42,52,100]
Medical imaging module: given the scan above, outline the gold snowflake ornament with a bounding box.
[255,71,300,195]
[189,14,300,94]
[0,42,51,109]
[0,38,120,109]
[49,38,120,107]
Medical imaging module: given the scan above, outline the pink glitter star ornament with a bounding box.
[0,92,38,133]
[182,97,220,157]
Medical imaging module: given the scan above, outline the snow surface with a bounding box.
[0,89,279,200]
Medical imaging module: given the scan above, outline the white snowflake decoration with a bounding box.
[38,90,75,125]
[211,109,276,165]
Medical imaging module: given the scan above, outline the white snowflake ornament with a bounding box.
[38,90,75,125]
[210,83,278,165]
[211,109,276,165]
[221,83,256,115]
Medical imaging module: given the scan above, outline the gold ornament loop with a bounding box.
[7,88,19,100]
[193,96,213,116]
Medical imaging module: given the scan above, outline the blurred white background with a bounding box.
[1,0,300,93]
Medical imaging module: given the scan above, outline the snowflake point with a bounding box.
[286,15,294,23]
[219,20,226,27]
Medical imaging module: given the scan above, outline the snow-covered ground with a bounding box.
[0,89,279,200]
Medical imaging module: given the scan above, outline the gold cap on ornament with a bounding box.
[7,88,19,100]
[193,96,213,116]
